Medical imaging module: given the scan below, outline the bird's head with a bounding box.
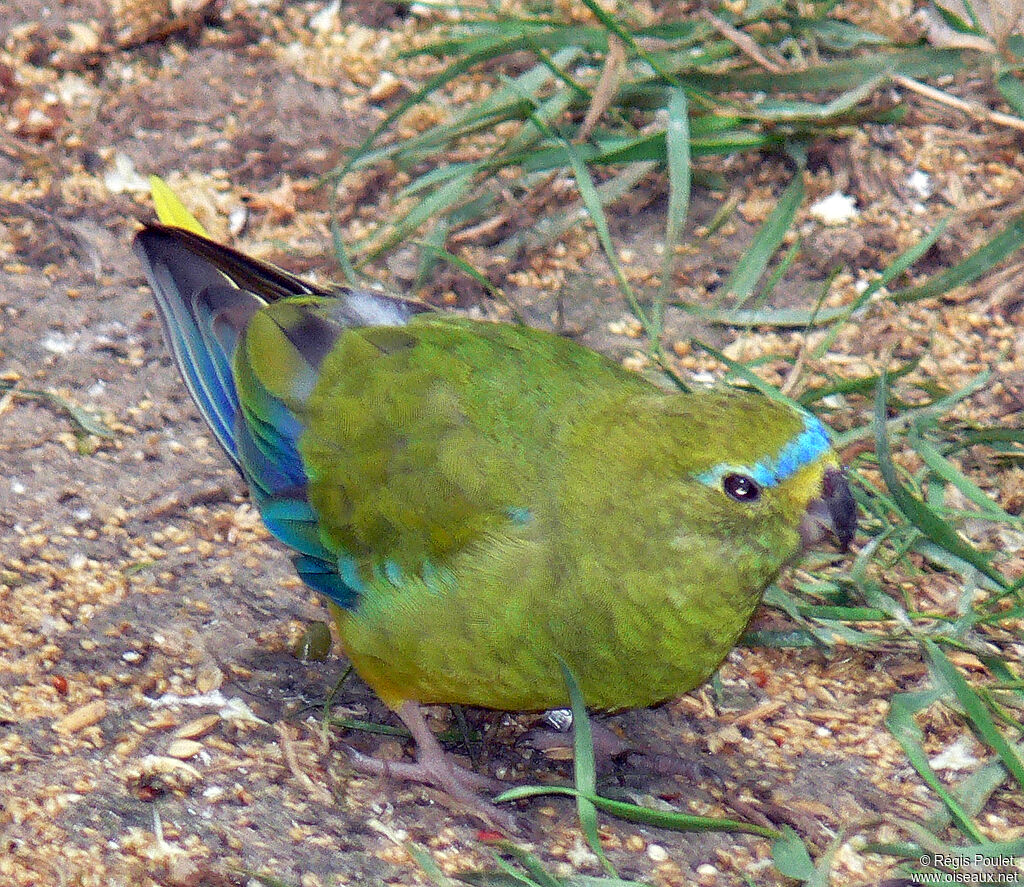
[566,386,856,562]
[679,388,856,554]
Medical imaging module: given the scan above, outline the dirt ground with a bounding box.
[2,1,1023,886]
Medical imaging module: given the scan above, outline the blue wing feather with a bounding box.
[135,224,424,611]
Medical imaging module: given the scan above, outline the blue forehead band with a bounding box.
[696,412,831,490]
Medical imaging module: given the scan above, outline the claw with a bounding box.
[344,703,519,833]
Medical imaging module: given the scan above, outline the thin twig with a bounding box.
[577,33,627,142]
[780,337,807,398]
[277,722,335,806]
[698,8,787,73]
[894,75,1024,133]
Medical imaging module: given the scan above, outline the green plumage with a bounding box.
[136,223,853,720]
[239,308,825,710]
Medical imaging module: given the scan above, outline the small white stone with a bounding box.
[543,708,573,731]
[908,169,932,198]
[566,836,598,868]
[930,735,980,772]
[697,863,719,884]
[647,843,669,862]
[809,191,858,226]
[228,206,249,237]
[309,0,340,31]
[103,153,149,195]
[41,331,77,354]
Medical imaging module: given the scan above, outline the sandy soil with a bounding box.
[2,1,1023,885]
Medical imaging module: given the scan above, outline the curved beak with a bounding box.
[800,467,857,552]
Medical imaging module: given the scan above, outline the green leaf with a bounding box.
[772,827,815,880]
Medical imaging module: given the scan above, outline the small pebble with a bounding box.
[647,843,668,863]
[697,862,719,885]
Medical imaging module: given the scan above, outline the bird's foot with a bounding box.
[522,716,632,771]
[344,745,500,792]
[346,702,518,833]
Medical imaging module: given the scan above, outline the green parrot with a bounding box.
[135,223,856,823]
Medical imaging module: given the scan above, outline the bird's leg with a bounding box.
[345,701,517,831]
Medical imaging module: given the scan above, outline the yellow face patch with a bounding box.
[775,452,841,519]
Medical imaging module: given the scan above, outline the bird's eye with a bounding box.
[723,473,761,502]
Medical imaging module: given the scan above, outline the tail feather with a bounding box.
[135,224,326,476]
[134,223,386,609]
[135,227,280,468]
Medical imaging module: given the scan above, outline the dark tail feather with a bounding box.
[134,224,322,469]
[134,223,413,610]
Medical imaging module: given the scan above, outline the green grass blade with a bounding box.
[812,215,950,356]
[708,47,969,92]
[510,89,649,327]
[908,429,1016,522]
[654,87,691,340]
[361,169,474,263]
[873,376,1007,589]
[408,844,460,886]
[339,45,582,179]
[892,213,1024,305]
[690,341,806,413]
[789,16,889,49]
[576,0,686,90]
[719,173,804,307]
[997,72,1024,117]
[771,827,816,882]
[798,357,921,405]
[925,744,1024,834]
[495,784,778,838]
[680,303,849,328]
[490,843,562,887]
[556,657,617,878]
[743,75,884,122]
[885,688,986,842]
[924,639,1024,792]
[495,162,656,260]
[0,383,114,440]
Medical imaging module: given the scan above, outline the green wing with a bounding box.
[296,315,651,583]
